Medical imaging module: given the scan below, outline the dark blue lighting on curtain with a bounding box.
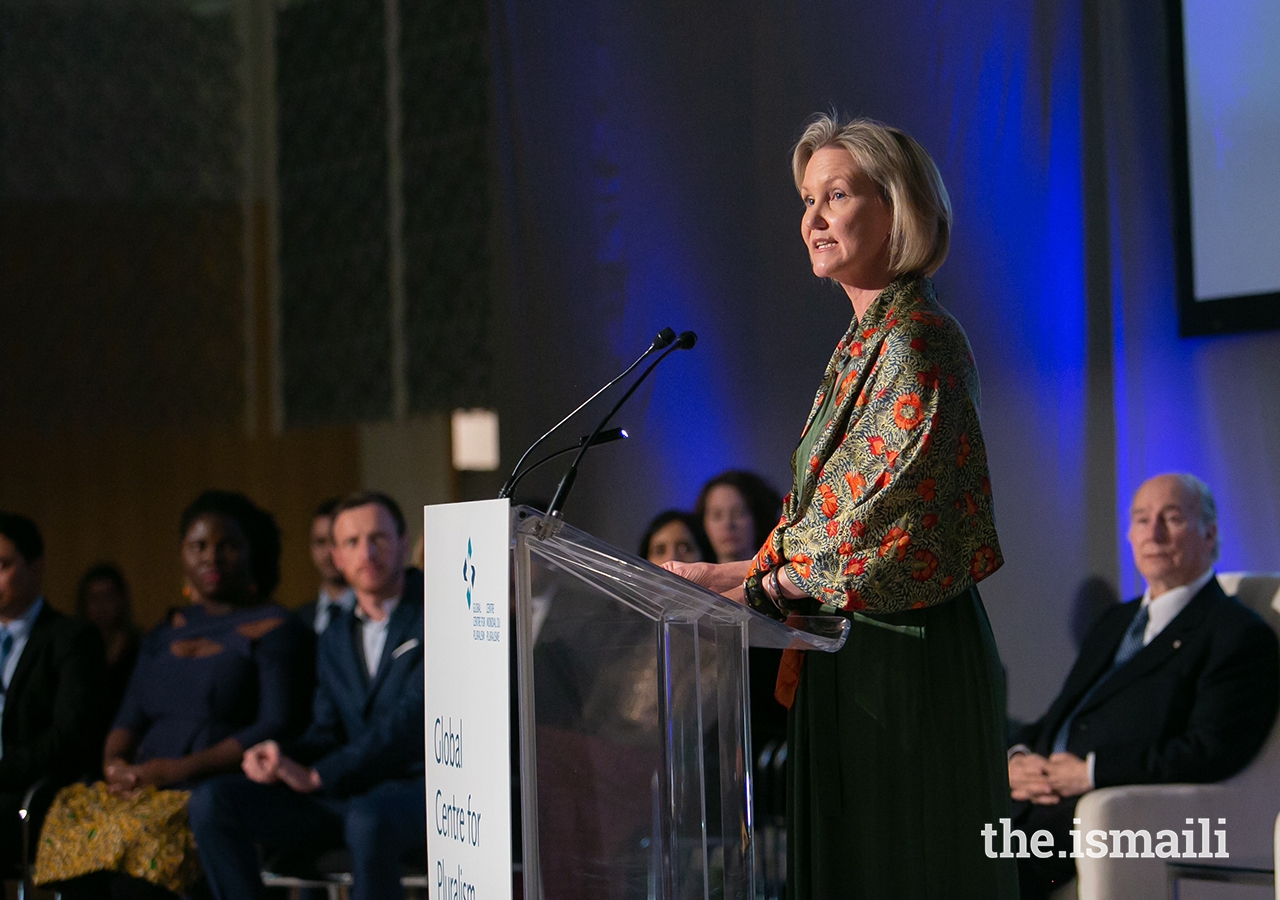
[489,0,1280,718]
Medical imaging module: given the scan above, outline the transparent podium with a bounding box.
[511,506,848,900]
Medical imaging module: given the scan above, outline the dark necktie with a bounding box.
[1109,604,1151,669]
[317,599,335,634]
[0,628,14,695]
[1051,604,1150,753]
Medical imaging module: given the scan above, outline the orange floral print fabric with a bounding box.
[746,276,1002,616]
[34,782,201,893]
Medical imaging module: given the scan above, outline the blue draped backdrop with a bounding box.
[486,0,1280,718]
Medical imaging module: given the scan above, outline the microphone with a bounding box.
[502,428,628,502]
[546,330,697,519]
[498,328,674,498]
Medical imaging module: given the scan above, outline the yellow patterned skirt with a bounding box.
[33,781,201,895]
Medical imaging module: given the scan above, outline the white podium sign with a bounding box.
[424,499,511,900]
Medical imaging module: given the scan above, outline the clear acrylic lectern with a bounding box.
[511,506,848,900]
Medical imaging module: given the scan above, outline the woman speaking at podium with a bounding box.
[666,115,1017,899]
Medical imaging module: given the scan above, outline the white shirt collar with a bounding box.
[1139,568,1215,644]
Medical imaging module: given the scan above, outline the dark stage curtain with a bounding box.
[485,0,1280,719]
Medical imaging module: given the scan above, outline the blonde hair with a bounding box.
[792,114,951,277]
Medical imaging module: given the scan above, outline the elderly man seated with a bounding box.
[1007,473,1280,899]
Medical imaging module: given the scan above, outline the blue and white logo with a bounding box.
[462,538,476,609]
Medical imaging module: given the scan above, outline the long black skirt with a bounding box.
[787,586,1019,899]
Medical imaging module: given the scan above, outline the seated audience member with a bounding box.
[75,562,142,723]
[34,491,310,900]
[692,471,788,760]
[188,490,426,900]
[1008,473,1280,899]
[0,513,106,873]
[693,470,782,567]
[295,498,355,635]
[638,510,713,566]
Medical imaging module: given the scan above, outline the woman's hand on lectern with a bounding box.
[662,559,753,600]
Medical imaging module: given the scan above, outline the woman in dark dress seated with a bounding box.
[35,491,310,899]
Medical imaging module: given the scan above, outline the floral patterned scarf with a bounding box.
[745,275,1002,617]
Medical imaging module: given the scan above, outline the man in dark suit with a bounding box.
[1008,474,1280,898]
[189,491,426,900]
[294,497,355,636]
[0,512,105,871]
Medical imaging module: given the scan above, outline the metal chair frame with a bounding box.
[8,777,56,900]
[259,869,429,900]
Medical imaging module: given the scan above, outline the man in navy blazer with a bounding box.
[1007,474,1280,898]
[190,491,426,900]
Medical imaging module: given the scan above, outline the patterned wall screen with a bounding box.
[276,0,393,425]
[0,1,245,431]
[0,0,491,432]
[401,0,491,413]
[276,0,491,426]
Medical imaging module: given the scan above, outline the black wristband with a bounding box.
[744,570,786,621]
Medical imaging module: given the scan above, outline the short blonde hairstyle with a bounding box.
[792,114,952,277]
